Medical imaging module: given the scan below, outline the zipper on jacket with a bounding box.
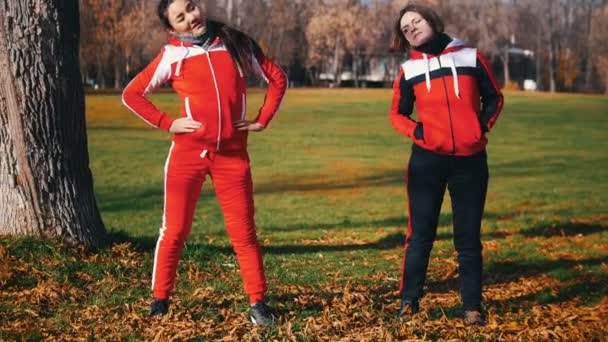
[185,96,193,119]
[205,51,222,151]
[437,58,457,155]
[241,93,246,120]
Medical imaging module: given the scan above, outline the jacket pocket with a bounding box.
[416,121,452,154]
[452,111,484,153]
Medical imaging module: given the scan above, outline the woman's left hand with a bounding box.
[234,120,265,132]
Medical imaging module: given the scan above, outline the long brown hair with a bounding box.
[157,0,262,73]
[391,4,444,52]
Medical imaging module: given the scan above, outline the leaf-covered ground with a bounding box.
[1,234,607,340]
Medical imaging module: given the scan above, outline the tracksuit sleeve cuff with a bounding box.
[158,114,175,132]
[255,113,271,128]
[407,121,418,137]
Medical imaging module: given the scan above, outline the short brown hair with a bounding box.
[391,3,444,52]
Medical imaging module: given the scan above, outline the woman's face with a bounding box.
[166,0,207,35]
[400,11,434,47]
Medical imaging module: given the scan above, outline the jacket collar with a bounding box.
[167,35,221,48]
[409,37,466,59]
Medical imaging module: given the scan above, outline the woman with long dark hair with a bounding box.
[389,4,503,325]
[122,0,287,326]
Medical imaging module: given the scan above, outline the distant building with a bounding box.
[505,47,537,91]
[316,46,537,90]
[318,52,405,88]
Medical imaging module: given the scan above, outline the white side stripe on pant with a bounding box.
[151,142,175,291]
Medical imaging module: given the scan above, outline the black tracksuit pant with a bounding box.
[400,144,488,311]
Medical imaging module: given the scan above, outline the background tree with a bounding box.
[0,0,106,246]
[305,0,368,86]
[74,0,608,93]
[591,1,608,94]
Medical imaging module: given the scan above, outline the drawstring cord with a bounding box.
[448,54,460,99]
[421,53,460,98]
[423,53,431,93]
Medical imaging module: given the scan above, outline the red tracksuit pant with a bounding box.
[152,143,267,303]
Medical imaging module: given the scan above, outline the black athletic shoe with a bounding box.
[150,298,169,317]
[464,310,486,326]
[398,300,420,322]
[249,302,275,326]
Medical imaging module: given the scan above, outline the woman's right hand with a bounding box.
[169,118,202,133]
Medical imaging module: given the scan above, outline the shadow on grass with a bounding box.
[484,256,608,283]
[97,188,163,213]
[97,187,219,213]
[426,270,608,320]
[253,169,406,194]
[425,255,608,309]
[107,219,605,258]
[105,228,509,257]
[521,222,608,237]
[264,211,511,233]
[96,169,408,214]
[105,230,158,250]
[491,157,598,178]
[108,231,410,255]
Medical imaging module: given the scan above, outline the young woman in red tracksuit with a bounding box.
[122,0,287,325]
[389,4,503,325]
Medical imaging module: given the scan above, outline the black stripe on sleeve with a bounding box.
[476,58,501,132]
[398,76,415,117]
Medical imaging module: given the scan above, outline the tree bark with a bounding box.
[535,19,542,91]
[549,46,556,93]
[333,35,342,87]
[226,0,233,23]
[0,0,106,246]
[353,51,360,88]
[113,52,121,89]
[547,0,558,93]
[96,54,105,89]
[502,46,510,87]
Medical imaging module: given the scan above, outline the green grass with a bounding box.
[91,89,608,281]
[2,89,608,339]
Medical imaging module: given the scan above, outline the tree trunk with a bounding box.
[502,46,510,87]
[79,48,87,84]
[548,1,558,93]
[114,53,121,89]
[96,54,105,89]
[125,53,131,82]
[226,0,233,23]
[274,30,284,66]
[0,1,106,246]
[235,0,241,27]
[583,1,594,93]
[535,21,542,91]
[353,52,360,88]
[333,35,342,87]
[549,39,557,93]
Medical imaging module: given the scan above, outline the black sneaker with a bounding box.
[398,300,420,322]
[464,310,486,326]
[150,298,169,317]
[249,302,275,326]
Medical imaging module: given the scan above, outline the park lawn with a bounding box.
[1,89,607,340]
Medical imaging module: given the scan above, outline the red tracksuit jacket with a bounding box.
[122,36,287,151]
[390,38,503,156]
